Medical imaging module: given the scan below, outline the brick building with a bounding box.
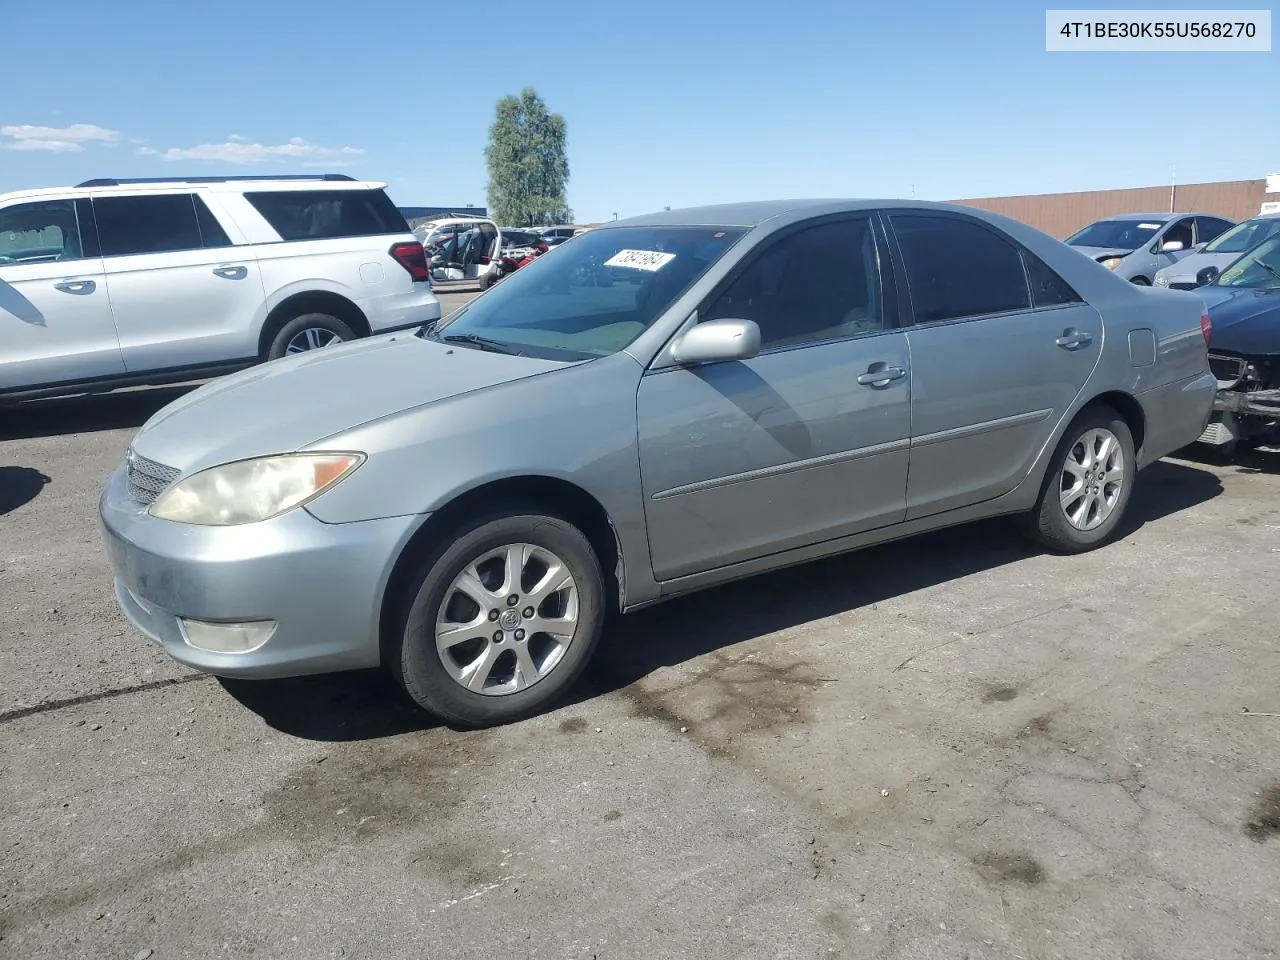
[952,175,1280,239]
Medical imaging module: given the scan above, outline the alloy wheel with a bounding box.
[285,327,344,354]
[434,542,579,696]
[1059,427,1125,531]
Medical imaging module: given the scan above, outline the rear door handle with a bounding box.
[53,279,96,294]
[1055,329,1093,350]
[856,364,906,387]
[212,265,248,280]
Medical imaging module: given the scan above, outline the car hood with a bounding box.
[1156,251,1239,282]
[1069,245,1133,262]
[131,333,575,474]
[1205,287,1280,355]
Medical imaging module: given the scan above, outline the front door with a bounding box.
[637,214,912,582]
[0,197,122,392]
[92,192,266,372]
[885,211,1103,519]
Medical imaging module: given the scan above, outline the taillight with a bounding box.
[390,241,430,282]
[1201,312,1212,348]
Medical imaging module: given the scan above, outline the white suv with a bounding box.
[0,174,441,402]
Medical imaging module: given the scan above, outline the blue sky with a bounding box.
[4,0,1276,222]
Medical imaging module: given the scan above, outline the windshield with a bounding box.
[1205,217,1280,254]
[1214,235,1280,289]
[425,225,748,360]
[1065,219,1164,250]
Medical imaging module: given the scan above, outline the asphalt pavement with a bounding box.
[2,311,1279,959]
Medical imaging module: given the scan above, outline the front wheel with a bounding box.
[389,510,606,727]
[1129,276,1151,286]
[1024,406,1136,554]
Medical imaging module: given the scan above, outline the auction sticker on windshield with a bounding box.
[605,249,676,271]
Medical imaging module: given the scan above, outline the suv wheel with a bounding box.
[389,509,606,728]
[266,312,357,361]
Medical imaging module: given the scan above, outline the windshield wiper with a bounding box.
[438,332,521,355]
[1249,256,1280,284]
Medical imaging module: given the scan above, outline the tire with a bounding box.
[1024,405,1136,554]
[1129,276,1151,285]
[265,312,357,361]
[389,509,606,728]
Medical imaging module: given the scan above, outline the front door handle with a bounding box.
[53,279,96,295]
[1055,328,1093,350]
[212,265,248,280]
[856,364,907,387]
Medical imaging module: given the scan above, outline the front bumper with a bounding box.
[98,463,422,679]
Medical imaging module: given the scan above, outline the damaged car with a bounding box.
[1196,233,1280,458]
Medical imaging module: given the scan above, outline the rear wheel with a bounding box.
[266,312,357,361]
[389,510,606,728]
[1024,405,1136,554]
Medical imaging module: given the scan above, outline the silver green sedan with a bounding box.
[101,199,1217,727]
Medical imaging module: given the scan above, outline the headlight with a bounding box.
[1154,275,1169,286]
[1100,257,1124,270]
[149,452,364,525]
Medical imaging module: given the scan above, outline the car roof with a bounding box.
[1,176,387,203]
[610,198,1016,228]
[1094,211,1230,222]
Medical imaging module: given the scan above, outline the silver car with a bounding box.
[1154,212,1280,289]
[1065,211,1235,284]
[100,199,1217,727]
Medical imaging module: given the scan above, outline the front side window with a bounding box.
[702,217,887,349]
[244,189,408,241]
[1214,235,1280,289]
[1204,217,1280,254]
[0,200,83,265]
[891,215,1031,324]
[1066,219,1163,251]
[427,225,747,359]
[1159,218,1195,252]
[94,194,203,257]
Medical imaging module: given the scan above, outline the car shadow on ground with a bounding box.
[0,465,51,516]
[1177,442,1280,475]
[220,457,1222,743]
[0,385,198,441]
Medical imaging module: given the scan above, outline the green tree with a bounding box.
[484,87,572,227]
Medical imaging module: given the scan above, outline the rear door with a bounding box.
[0,196,122,391]
[886,211,1103,519]
[94,192,265,372]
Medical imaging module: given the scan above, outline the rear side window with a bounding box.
[244,189,409,241]
[1022,250,1082,307]
[94,194,203,257]
[0,200,83,264]
[195,197,232,248]
[891,215,1031,324]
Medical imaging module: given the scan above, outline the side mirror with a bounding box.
[1161,240,1185,253]
[671,318,761,365]
[1196,265,1220,286]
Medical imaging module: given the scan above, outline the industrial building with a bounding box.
[953,175,1280,239]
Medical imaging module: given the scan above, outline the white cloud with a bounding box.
[145,136,365,165]
[0,123,121,152]
[135,146,159,156]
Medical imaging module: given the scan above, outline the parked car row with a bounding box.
[0,174,440,403]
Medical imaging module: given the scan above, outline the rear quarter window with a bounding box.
[244,189,410,241]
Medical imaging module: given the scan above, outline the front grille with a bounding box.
[1170,282,1198,291]
[126,450,180,505]
[1208,354,1245,385]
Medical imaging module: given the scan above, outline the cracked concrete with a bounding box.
[3,328,1280,959]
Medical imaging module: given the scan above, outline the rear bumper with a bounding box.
[99,463,422,679]
[1137,371,1217,464]
[366,284,441,333]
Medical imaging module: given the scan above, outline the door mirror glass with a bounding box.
[1160,240,1185,253]
[1196,265,1220,286]
[671,318,761,364]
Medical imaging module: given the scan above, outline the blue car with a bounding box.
[1197,233,1280,457]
